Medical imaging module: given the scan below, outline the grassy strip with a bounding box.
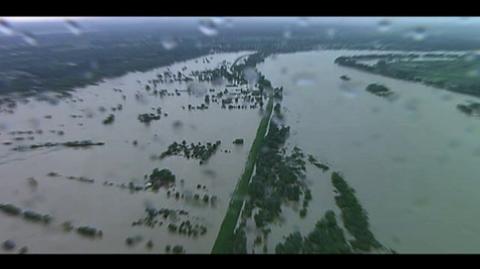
[211,97,274,254]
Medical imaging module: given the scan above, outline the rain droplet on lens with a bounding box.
[243,68,259,85]
[198,18,218,37]
[326,28,336,39]
[410,26,427,41]
[292,73,316,87]
[377,19,391,32]
[0,18,14,36]
[283,30,292,39]
[297,17,310,27]
[172,120,183,129]
[211,17,225,26]
[161,37,177,50]
[20,31,38,46]
[65,19,82,35]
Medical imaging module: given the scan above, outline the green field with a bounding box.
[336,55,480,98]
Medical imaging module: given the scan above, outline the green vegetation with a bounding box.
[457,102,480,116]
[233,138,244,145]
[336,54,480,98]
[172,245,185,254]
[158,140,221,165]
[102,114,115,125]
[137,113,161,124]
[331,172,383,252]
[146,168,175,191]
[0,203,21,216]
[365,83,395,98]
[76,226,103,238]
[23,210,52,224]
[212,96,274,254]
[275,211,351,254]
[308,155,329,172]
[12,140,105,151]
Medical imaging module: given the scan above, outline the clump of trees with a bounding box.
[331,172,383,252]
[365,83,394,98]
[158,140,221,164]
[146,168,175,191]
[457,102,480,117]
[102,114,115,125]
[233,138,244,145]
[77,226,103,238]
[308,155,329,172]
[275,210,352,254]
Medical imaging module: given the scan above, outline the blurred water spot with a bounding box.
[202,169,217,179]
[224,18,234,28]
[297,17,310,27]
[0,18,14,36]
[198,18,219,36]
[172,120,183,129]
[326,28,336,39]
[20,32,38,46]
[409,26,427,42]
[466,69,480,78]
[211,76,226,87]
[243,68,259,85]
[472,147,480,157]
[65,19,82,35]
[27,118,41,129]
[448,139,461,149]
[338,81,362,99]
[292,73,317,87]
[211,17,225,26]
[377,19,392,33]
[283,30,292,39]
[404,98,421,112]
[371,106,381,114]
[186,82,207,97]
[161,37,178,50]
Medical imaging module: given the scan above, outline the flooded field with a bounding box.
[0,51,266,253]
[2,48,480,254]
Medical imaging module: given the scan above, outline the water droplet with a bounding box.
[297,17,310,27]
[326,28,336,39]
[447,139,461,149]
[283,30,292,39]
[198,18,218,37]
[65,19,82,35]
[292,73,316,87]
[0,18,14,36]
[409,26,427,41]
[161,37,177,50]
[211,76,226,86]
[466,69,479,77]
[211,17,225,26]
[224,18,234,28]
[377,19,391,33]
[20,32,37,46]
[186,82,207,97]
[243,68,259,85]
[172,120,183,129]
[404,98,420,112]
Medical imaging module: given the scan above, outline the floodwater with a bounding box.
[257,50,480,253]
[2,48,480,254]
[0,51,263,253]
